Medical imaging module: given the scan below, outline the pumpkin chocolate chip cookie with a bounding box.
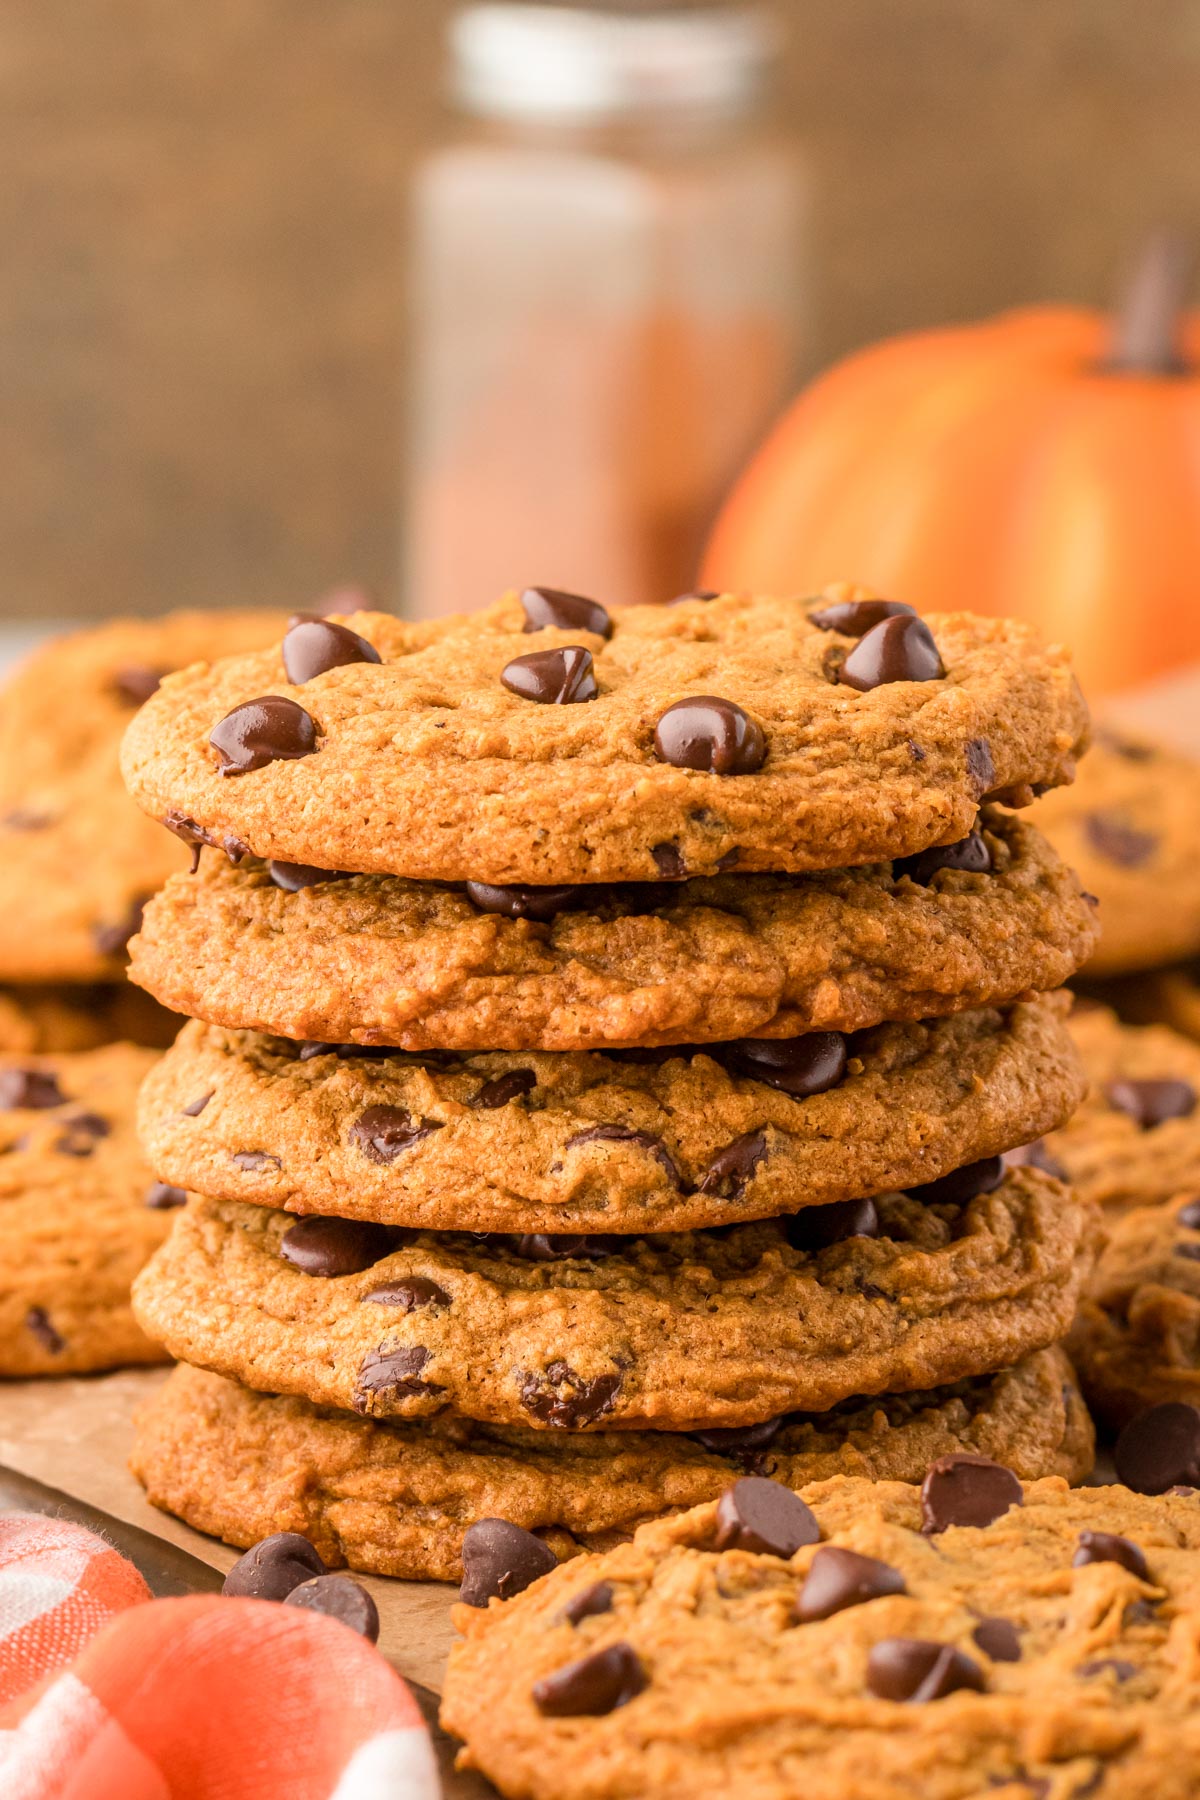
[441,1470,1200,1800]
[135,998,1084,1234]
[119,588,1089,886]
[130,1167,1095,1431]
[126,808,1098,1052]
[130,1351,1093,1583]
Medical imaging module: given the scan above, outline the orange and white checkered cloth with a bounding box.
[0,1514,440,1798]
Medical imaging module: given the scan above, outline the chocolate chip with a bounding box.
[231,1150,281,1172]
[1078,1659,1136,1683]
[794,1546,905,1622]
[0,1068,65,1110]
[667,589,721,605]
[906,1157,1005,1207]
[1085,812,1158,869]
[867,1639,986,1703]
[283,1573,380,1642]
[560,1581,614,1625]
[1073,1530,1148,1580]
[1174,1243,1200,1262]
[209,696,319,774]
[181,1091,212,1116]
[838,616,945,691]
[93,898,147,958]
[785,1197,880,1252]
[1178,1199,1200,1229]
[112,665,164,705]
[698,1131,767,1199]
[267,860,351,891]
[920,1455,1023,1533]
[713,1476,820,1558]
[690,1416,785,1457]
[349,1104,443,1164]
[966,738,995,795]
[25,1307,65,1355]
[972,1617,1021,1662]
[533,1643,647,1717]
[2,807,52,830]
[1004,1139,1068,1183]
[353,1345,440,1406]
[279,1215,396,1277]
[651,842,686,879]
[464,881,591,920]
[53,1111,111,1157]
[282,619,381,684]
[653,697,767,776]
[1105,1078,1196,1129]
[565,1125,683,1188]
[145,1181,187,1209]
[511,1234,616,1262]
[723,1033,847,1098]
[520,587,613,638]
[162,812,251,871]
[519,1364,622,1429]
[470,1070,536,1110]
[501,646,597,704]
[894,830,992,885]
[1115,1402,1200,1493]
[222,1531,326,1600]
[459,1518,557,1607]
[808,597,915,635]
[362,1276,449,1311]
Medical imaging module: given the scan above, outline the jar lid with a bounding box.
[450,3,779,124]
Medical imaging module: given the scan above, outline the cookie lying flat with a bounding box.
[130,1172,1095,1430]
[0,983,179,1053]
[0,610,282,983]
[137,998,1084,1234]
[1035,729,1200,976]
[442,1472,1200,1800]
[127,809,1098,1052]
[131,1352,1093,1583]
[119,588,1088,886]
[0,1043,174,1374]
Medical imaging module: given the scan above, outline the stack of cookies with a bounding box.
[121,586,1100,1582]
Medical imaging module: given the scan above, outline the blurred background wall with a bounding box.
[3,0,1198,619]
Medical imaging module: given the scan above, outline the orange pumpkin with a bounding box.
[702,238,1200,695]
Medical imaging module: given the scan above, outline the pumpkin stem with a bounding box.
[1104,231,1193,375]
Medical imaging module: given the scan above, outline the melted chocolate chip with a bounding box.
[698,1130,767,1199]
[0,1068,65,1110]
[279,1215,396,1278]
[653,697,767,776]
[209,696,319,774]
[920,1454,1022,1533]
[972,1617,1021,1662]
[866,1638,986,1703]
[145,1181,187,1209]
[459,1518,557,1607]
[162,812,251,871]
[533,1643,647,1717]
[809,597,916,635]
[520,587,613,638]
[722,1033,847,1098]
[1105,1077,1196,1129]
[53,1112,110,1157]
[794,1546,905,1622]
[464,881,591,920]
[349,1104,443,1163]
[894,830,992,885]
[560,1581,615,1625]
[181,1091,212,1116]
[361,1276,449,1311]
[470,1070,536,1110]
[966,738,996,795]
[501,646,597,704]
[1078,1659,1136,1683]
[784,1197,879,1252]
[25,1307,65,1355]
[565,1125,683,1188]
[906,1156,1005,1207]
[651,842,687,879]
[1115,1402,1200,1494]
[511,1234,616,1262]
[93,898,148,958]
[282,618,381,684]
[353,1345,441,1406]
[838,616,945,691]
[267,861,351,890]
[1178,1198,1200,1229]
[1004,1139,1069,1183]
[518,1363,622,1429]
[112,665,164,705]
[284,1573,380,1642]
[231,1151,281,1172]
[1073,1530,1148,1580]
[222,1531,326,1600]
[690,1416,786,1457]
[713,1476,820,1558]
[1084,812,1158,869]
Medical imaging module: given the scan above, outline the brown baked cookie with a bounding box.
[130,1172,1095,1430]
[130,1351,1093,1583]
[0,610,283,983]
[442,1472,1200,1800]
[1035,729,1200,977]
[136,998,1084,1234]
[119,588,1089,886]
[0,1042,175,1374]
[1096,962,1200,1047]
[0,983,179,1053]
[126,808,1098,1052]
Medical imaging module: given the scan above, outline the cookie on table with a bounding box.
[126,808,1098,1052]
[119,587,1089,887]
[0,610,283,984]
[0,1043,177,1374]
[130,1170,1095,1432]
[136,998,1083,1235]
[131,1351,1093,1583]
[442,1470,1200,1800]
[0,983,179,1053]
[1035,729,1200,977]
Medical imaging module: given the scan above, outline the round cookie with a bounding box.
[0,609,283,983]
[442,1473,1200,1800]
[0,983,179,1053]
[1035,729,1200,977]
[131,1352,1094,1583]
[1069,1193,1200,1431]
[0,1042,175,1374]
[127,809,1098,1052]
[119,588,1089,886]
[136,998,1085,1234]
[130,1172,1096,1431]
